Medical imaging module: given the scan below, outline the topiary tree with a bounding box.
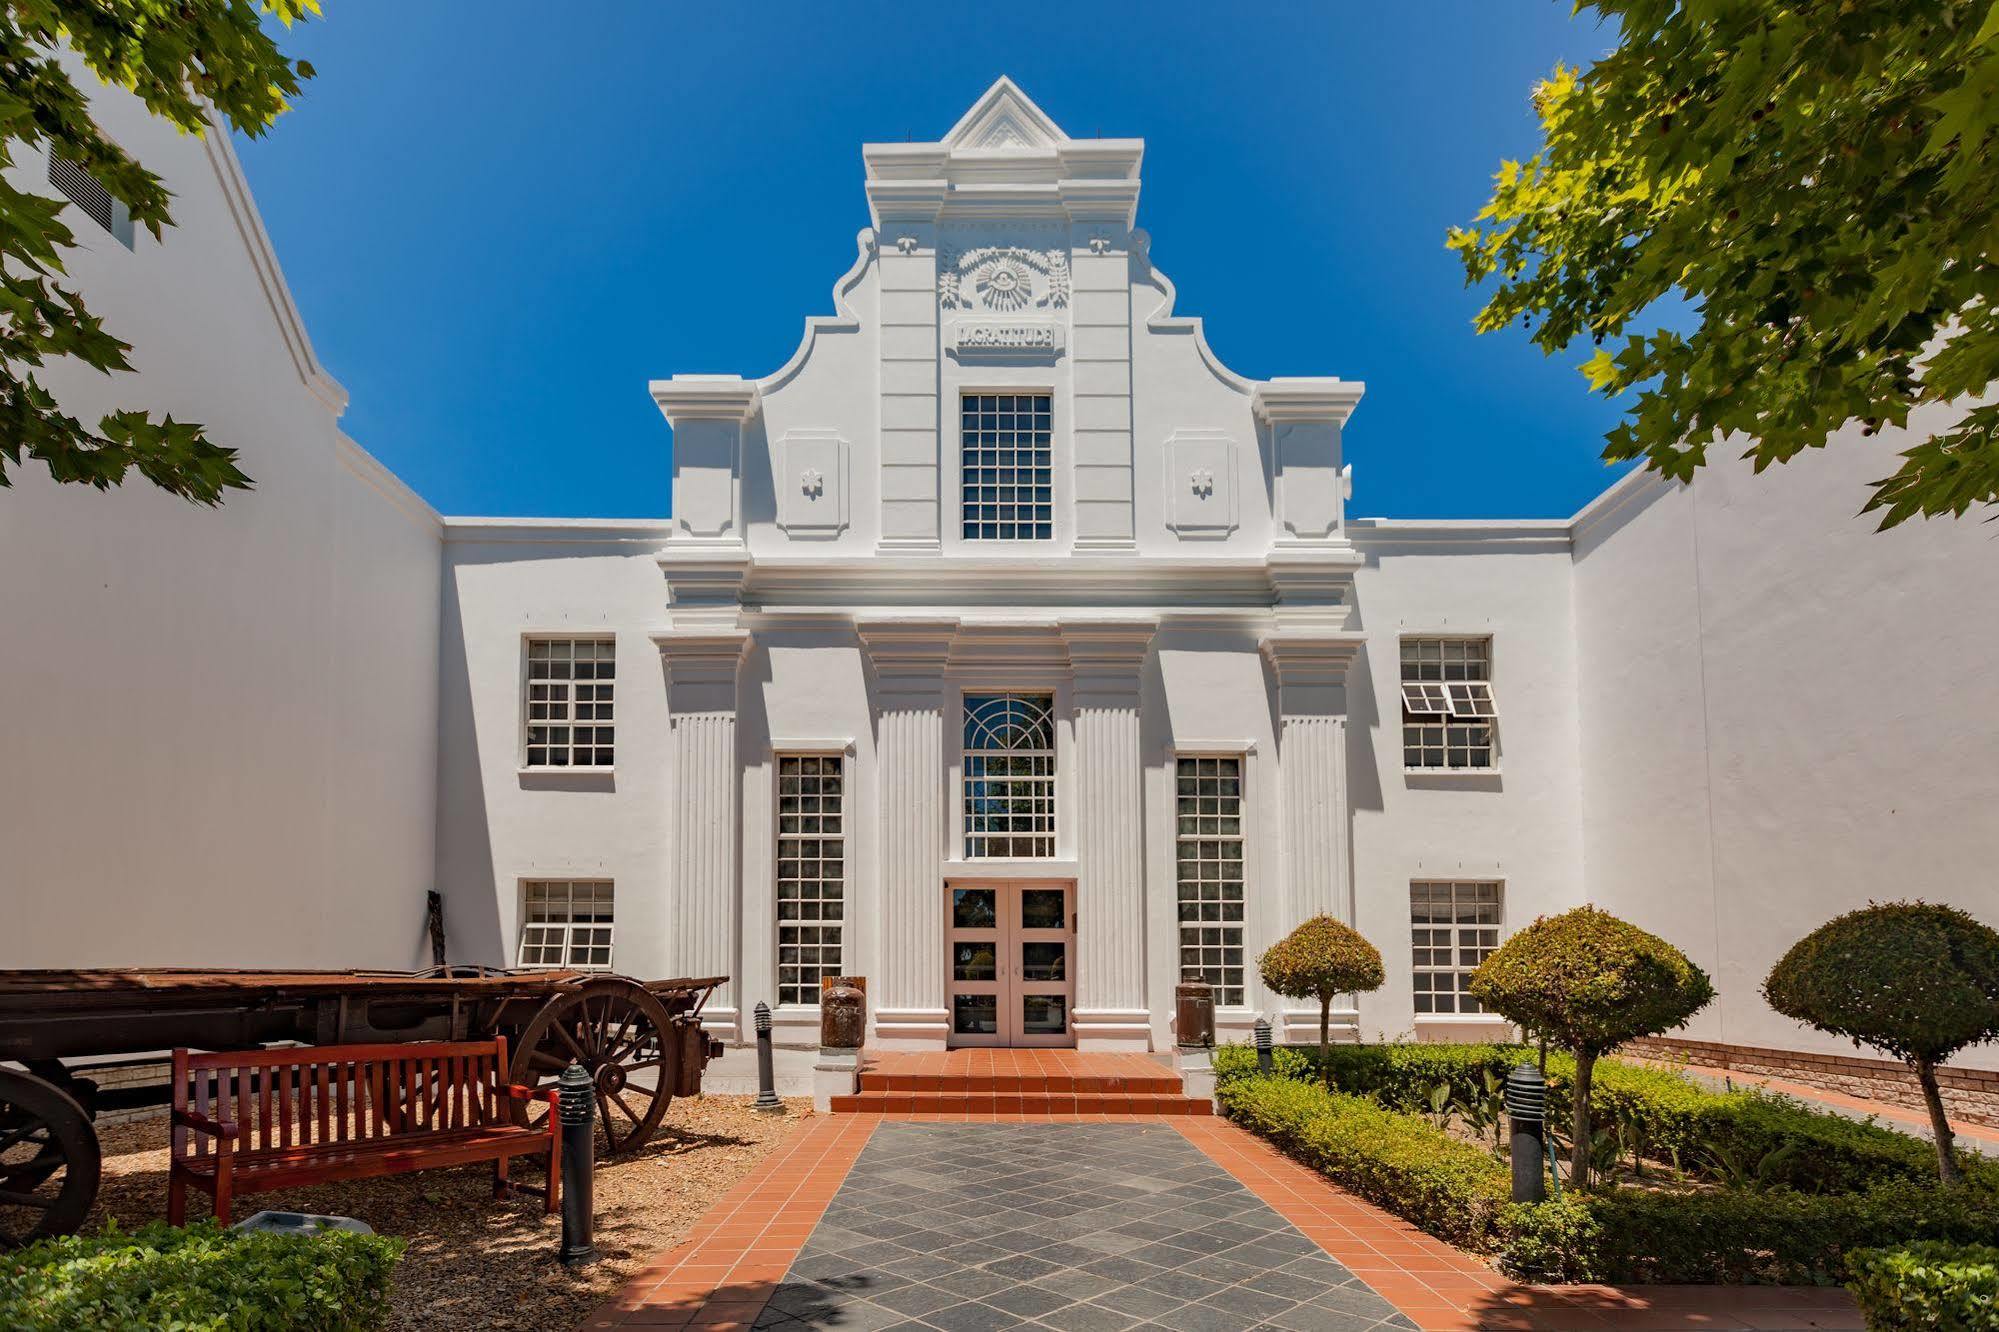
[1469,905,1713,1190]
[1764,901,1999,1185]
[1258,916,1384,1073]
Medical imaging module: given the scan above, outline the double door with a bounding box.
[946,883,1074,1047]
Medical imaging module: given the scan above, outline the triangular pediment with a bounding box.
[942,77,1068,150]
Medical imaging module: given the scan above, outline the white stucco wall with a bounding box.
[432,528,674,977]
[0,75,442,969]
[1575,413,1999,1070]
[1346,527,1586,1041]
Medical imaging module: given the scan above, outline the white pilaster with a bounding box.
[655,629,750,1039]
[1064,622,1153,1048]
[858,619,956,1048]
[1260,629,1364,1045]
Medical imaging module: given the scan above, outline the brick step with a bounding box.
[829,1090,1213,1116]
[857,1072,1185,1095]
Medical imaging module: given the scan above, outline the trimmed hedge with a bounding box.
[1213,1063,1999,1286]
[1217,1067,1514,1252]
[1500,1181,1999,1286]
[1847,1242,1999,1331]
[0,1220,404,1331]
[1213,1041,1981,1194]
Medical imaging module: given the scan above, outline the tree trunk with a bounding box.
[1319,995,1333,1077]
[1570,1050,1596,1191]
[1914,1058,1962,1185]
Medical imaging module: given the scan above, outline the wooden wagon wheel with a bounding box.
[508,979,675,1154]
[0,1068,100,1246]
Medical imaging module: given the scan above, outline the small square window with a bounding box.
[518,881,614,971]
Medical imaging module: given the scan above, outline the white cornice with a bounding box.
[649,375,762,425]
[199,112,348,418]
[442,517,672,546]
[335,434,440,534]
[1253,378,1366,427]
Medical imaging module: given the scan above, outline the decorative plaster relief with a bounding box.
[1165,431,1237,538]
[938,245,1070,314]
[776,430,848,538]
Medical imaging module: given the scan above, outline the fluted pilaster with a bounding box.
[655,629,750,1035]
[1064,622,1153,1049]
[1261,630,1363,1043]
[858,619,956,1047]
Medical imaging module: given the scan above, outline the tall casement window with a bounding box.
[961,393,1052,540]
[517,880,614,971]
[1177,756,1246,1006]
[962,692,1056,857]
[1400,637,1496,770]
[524,637,615,768]
[776,755,845,1006]
[1410,881,1501,1014]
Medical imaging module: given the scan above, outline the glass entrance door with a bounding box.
[946,884,1074,1047]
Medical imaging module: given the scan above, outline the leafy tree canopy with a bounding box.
[1470,904,1714,1057]
[0,0,318,504]
[1764,899,1999,1183]
[1259,915,1387,1003]
[1450,1,1999,528]
[1764,900,1999,1066]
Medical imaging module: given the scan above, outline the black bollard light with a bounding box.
[753,1002,783,1114]
[558,1062,599,1266]
[1253,1017,1274,1074]
[1504,1064,1547,1204]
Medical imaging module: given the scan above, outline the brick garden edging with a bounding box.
[1627,1037,1999,1127]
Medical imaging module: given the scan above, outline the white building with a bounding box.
[5,78,1997,1087]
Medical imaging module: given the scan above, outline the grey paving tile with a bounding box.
[919,1302,1028,1332]
[984,1283,1076,1318]
[786,1123,1402,1332]
[868,1283,963,1317]
[1033,1301,1142,1332]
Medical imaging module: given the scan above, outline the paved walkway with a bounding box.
[583,1115,1862,1332]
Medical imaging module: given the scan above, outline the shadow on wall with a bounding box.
[432,565,503,969]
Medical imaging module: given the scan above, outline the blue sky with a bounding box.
[234,2,1631,520]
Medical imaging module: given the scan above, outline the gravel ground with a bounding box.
[88,1095,813,1331]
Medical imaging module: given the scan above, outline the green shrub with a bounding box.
[1257,916,1385,1067]
[1847,1241,1999,1330]
[0,1220,404,1331]
[1766,901,1999,1185]
[1501,1181,1999,1286]
[1470,905,1715,1189]
[1225,1039,1976,1193]
[1217,1069,1514,1252]
[1218,1064,1999,1287]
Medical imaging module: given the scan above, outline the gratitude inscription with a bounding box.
[948,319,1063,359]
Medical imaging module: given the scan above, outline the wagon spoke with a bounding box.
[0,1189,54,1209]
[0,1123,51,1156]
[555,1023,589,1064]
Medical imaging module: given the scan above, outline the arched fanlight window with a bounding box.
[962,693,1056,857]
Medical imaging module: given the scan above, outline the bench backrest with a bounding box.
[171,1037,515,1160]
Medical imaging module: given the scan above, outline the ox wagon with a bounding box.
[0,966,725,1243]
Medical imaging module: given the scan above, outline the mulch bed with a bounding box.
[86,1095,814,1331]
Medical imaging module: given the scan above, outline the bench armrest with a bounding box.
[172,1107,239,1140]
[501,1083,561,1106]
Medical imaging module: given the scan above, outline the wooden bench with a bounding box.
[167,1037,560,1226]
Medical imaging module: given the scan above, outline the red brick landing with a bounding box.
[829,1048,1214,1116]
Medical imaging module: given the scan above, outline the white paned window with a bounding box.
[1401,638,1496,769]
[525,637,615,768]
[1176,756,1246,1006]
[777,755,846,1006]
[961,393,1052,540]
[1411,881,1501,1014]
[962,692,1056,857]
[518,881,614,971]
